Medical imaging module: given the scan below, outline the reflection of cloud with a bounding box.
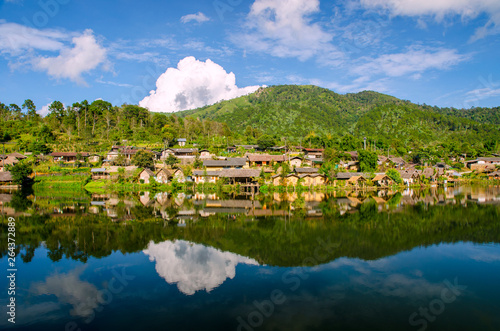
[143,240,259,295]
[31,267,100,318]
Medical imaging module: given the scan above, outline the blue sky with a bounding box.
[1,0,500,115]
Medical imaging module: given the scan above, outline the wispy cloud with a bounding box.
[351,46,469,79]
[359,0,500,41]
[181,12,210,24]
[232,0,342,63]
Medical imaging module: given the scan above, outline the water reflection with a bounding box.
[144,240,259,295]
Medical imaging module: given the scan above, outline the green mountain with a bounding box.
[178,85,500,153]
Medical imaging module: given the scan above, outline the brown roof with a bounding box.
[295,167,319,174]
[8,152,27,159]
[247,154,285,162]
[1,156,19,166]
[156,168,172,177]
[219,169,261,178]
[0,171,13,182]
[140,169,155,176]
[373,174,391,181]
[347,175,366,182]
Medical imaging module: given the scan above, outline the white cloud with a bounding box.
[139,56,261,113]
[37,103,52,117]
[31,267,100,318]
[234,0,340,61]
[143,240,259,295]
[360,0,500,41]
[181,12,210,24]
[0,21,66,55]
[33,29,107,85]
[351,46,469,78]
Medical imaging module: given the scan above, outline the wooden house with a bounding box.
[50,152,90,163]
[289,156,302,168]
[300,174,326,186]
[218,169,261,185]
[247,154,285,167]
[0,171,13,185]
[347,175,367,186]
[372,174,393,187]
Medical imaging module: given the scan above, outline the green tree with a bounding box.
[22,99,38,120]
[8,162,33,185]
[131,150,154,169]
[165,154,180,168]
[257,134,275,150]
[359,150,378,172]
[386,169,403,184]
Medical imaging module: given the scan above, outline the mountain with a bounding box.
[178,85,500,151]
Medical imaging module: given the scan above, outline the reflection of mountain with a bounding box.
[143,240,259,295]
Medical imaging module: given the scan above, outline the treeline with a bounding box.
[1,85,499,158]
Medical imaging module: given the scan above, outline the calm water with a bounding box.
[1,186,500,331]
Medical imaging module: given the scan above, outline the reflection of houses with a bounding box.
[50,152,89,163]
[203,158,247,170]
[247,154,285,167]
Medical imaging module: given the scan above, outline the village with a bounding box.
[3,137,499,190]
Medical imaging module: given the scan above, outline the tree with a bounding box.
[22,99,38,120]
[359,150,378,172]
[386,169,403,184]
[165,154,180,168]
[131,150,154,169]
[8,162,33,185]
[257,134,275,150]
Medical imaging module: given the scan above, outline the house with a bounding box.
[8,152,27,160]
[247,154,285,167]
[0,171,13,185]
[88,154,101,163]
[346,151,358,160]
[372,174,393,187]
[139,168,155,184]
[389,157,406,169]
[199,149,212,159]
[399,170,419,185]
[0,156,19,171]
[347,175,367,186]
[156,168,171,183]
[91,168,109,180]
[300,174,326,186]
[172,168,187,183]
[177,138,187,147]
[203,157,247,170]
[465,157,500,170]
[488,171,500,180]
[218,169,261,184]
[283,174,300,186]
[192,170,220,184]
[295,167,319,175]
[303,148,323,159]
[289,156,302,168]
[421,168,436,181]
[50,152,90,163]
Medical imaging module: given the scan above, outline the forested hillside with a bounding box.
[0,85,499,158]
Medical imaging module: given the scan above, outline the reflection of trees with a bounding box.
[8,185,34,212]
[4,203,500,267]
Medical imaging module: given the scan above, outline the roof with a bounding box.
[347,175,366,182]
[50,152,90,157]
[478,157,500,162]
[389,157,405,164]
[489,171,500,177]
[203,158,247,167]
[299,173,325,178]
[0,171,13,182]
[303,148,324,152]
[169,148,198,154]
[422,168,435,178]
[373,174,391,181]
[193,170,221,176]
[156,168,172,176]
[295,167,319,174]
[219,169,261,178]
[235,145,259,149]
[8,152,27,159]
[247,154,285,162]
[140,168,155,176]
[91,168,107,173]
[177,138,187,142]
[336,172,367,179]
[0,156,19,166]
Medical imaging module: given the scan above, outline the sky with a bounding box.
[1,0,500,116]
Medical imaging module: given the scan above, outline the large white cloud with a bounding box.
[143,240,259,295]
[0,21,65,55]
[360,0,500,41]
[33,29,107,85]
[139,56,261,113]
[234,0,339,61]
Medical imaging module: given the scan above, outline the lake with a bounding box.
[1,185,500,330]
